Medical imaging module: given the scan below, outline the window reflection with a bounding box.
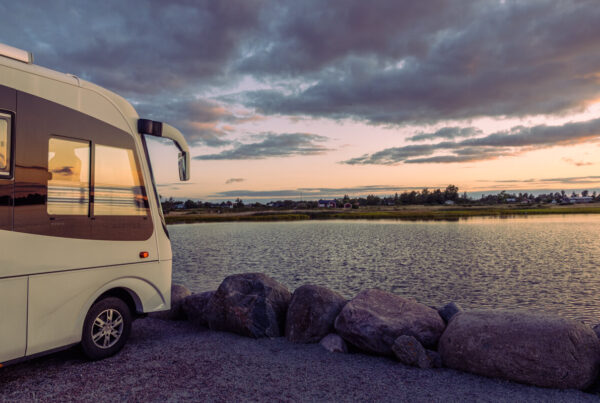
[0,118,8,172]
[47,138,90,215]
[94,145,147,216]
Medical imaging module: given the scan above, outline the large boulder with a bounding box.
[205,273,291,338]
[285,284,347,343]
[182,291,215,327]
[439,310,600,390]
[149,284,191,320]
[334,289,445,355]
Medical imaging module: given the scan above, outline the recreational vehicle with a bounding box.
[0,43,190,363]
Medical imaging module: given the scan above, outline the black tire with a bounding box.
[81,297,132,360]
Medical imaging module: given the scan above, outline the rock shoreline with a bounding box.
[161,273,600,392]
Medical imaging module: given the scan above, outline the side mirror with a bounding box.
[178,151,190,181]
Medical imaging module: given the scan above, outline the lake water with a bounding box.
[169,215,600,324]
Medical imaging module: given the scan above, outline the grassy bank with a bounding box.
[164,204,600,224]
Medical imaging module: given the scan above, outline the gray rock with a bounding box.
[334,289,445,355]
[285,284,347,343]
[182,291,215,327]
[439,309,600,390]
[319,334,348,353]
[205,273,291,338]
[392,335,442,369]
[392,335,427,367]
[592,323,600,339]
[425,350,442,368]
[149,284,191,321]
[438,302,462,324]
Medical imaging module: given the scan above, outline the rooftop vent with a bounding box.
[0,43,33,64]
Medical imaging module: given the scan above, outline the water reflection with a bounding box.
[47,138,89,215]
[170,215,600,324]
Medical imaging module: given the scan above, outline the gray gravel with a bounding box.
[0,318,598,402]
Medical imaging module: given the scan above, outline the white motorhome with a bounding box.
[0,43,190,363]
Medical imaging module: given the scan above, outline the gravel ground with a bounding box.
[1,318,598,402]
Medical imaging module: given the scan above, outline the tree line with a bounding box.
[161,185,598,212]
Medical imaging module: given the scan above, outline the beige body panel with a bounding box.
[0,229,158,277]
[27,259,171,356]
[0,277,27,362]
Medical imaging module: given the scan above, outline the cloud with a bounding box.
[562,157,593,166]
[537,176,600,184]
[194,132,331,160]
[480,176,600,189]
[3,0,600,134]
[51,166,74,175]
[408,127,482,142]
[136,98,259,146]
[211,184,424,199]
[225,178,245,184]
[343,117,600,165]
[0,1,263,96]
[237,1,600,125]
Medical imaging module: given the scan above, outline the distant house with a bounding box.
[343,203,352,209]
[318,199,337,208]
[506,198,517,203]
[444,200,455,205]
[569,196,593,204]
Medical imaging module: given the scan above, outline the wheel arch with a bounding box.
[94,287,141,317]
[74,276,168,343]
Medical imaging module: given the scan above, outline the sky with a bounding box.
[2,0,600,201]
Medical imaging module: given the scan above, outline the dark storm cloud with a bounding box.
[236,0,457,76]
[343,118,600,165]
[408,127,482,142]
[0,0,263,95]
[3,0,600,148]
[194,133,331,160]
[225,178,245,184]
[239,0,600,125]
[0,0,264,146]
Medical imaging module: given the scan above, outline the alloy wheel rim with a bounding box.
[91,308,124,349]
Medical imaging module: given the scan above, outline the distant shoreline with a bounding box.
[164,203,600,224]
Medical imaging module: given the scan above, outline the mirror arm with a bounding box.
[138,119,191,181]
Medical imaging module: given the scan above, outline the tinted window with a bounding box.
[94,145,147,216]
[0,116,9,174]
[47,138,90,215]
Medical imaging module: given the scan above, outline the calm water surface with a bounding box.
[170,215,600,323]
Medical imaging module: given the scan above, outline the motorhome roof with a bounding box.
[0,43,138,134]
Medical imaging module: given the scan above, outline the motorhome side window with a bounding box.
[0,115,9,174]
[47,138,91,215]
[94,144,147,216]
